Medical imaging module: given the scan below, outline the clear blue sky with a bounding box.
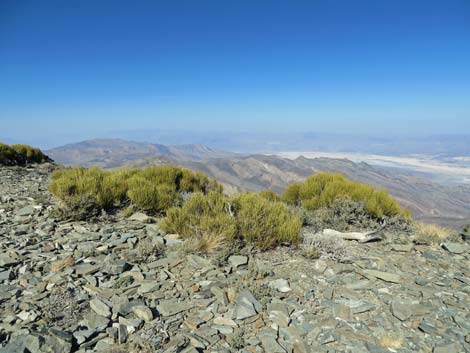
[1,0,470,147]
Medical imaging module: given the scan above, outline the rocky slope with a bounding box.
[1,165,470,353]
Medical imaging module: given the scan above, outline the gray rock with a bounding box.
[128,212,150,222]
[16,205,37,216]
[442,242,466,254]
[268,278,291,293]
[132,305,154,321]
[433,342,462,353]
[233,290,262,320]
[102,259,130,275]
[228,255,248,268]
[157,300,194,317]
[90,298,112,318]
[391,299,414,321]
[362,269,403,283]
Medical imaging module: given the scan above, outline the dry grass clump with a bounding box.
[162,192,302,250]
[282,172,411,220]
[413,222,453,245]
[50,256,75,273]
[302,230,353,263]
[0,142,52,166]
[379,334,404,349]
[49,166,221,218]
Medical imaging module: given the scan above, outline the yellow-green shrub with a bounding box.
[49,165,221,215]
[161,191,237,240]
[232,193,302,249]
[282,172,410,219]
[281,182,302,206]
[259,190,281,202]
[0,142,51,166]
[127,176,178,213]
[161,192,302,249]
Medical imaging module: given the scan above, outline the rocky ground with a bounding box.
[1,165,470,353]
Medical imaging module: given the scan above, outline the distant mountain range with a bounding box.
[47,138,470,228]
[46,139,236,168]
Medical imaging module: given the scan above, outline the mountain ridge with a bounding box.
[46,138,470,228]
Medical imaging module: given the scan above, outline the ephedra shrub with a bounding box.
[49,166,221,218]
[0,142,52,166]
[161,192,302,250]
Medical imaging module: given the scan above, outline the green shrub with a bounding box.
[49,165,221,217]
[162,192,302,250]
[282,172,410,220]
[232,193,302,249]
[0,142,51,166]
[161,191,237,240]
[281,182,302,206]
[259,190,281,202]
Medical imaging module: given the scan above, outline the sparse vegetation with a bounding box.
[162,192,302,250]
[301,198,411,232]
[463,224,470,234]
[303,230,353,263]
[282,172,411,220]
[231,193,302,249]
[0,142,52,166]
[413,222,452,245]
[259,189,281,202]
[49,166,221,217]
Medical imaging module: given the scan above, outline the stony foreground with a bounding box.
[1,166,470,353]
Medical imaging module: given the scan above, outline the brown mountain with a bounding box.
[46,138,235,168]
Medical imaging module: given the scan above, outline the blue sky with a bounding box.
[1,0,470,147]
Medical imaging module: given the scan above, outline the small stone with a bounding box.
[312,259,328,274]
[433,342,461,353]
[132,305,153,321]
[90,298,112,318]
[268,279,291,293]
[157,300,193,317]
[228,255,248,268]
[128,212,150,222]
[391,244,413,252]
[102,259,130,275]
[233,290,262,320]
[333,303,353,321]
[363,269,402,283]
[16,205,36,216]
[391,299,415,321]
[269,310,290,328]
[118,323,127,344]
[442,242,466,254]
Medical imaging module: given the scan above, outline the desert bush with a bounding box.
[0,142,51,166]
[463,224,470,234]
[282,172,410,220]
[161,191,237,241]
[282,182,302,206]
[51,194,102,221]
[162,192,302,250]
[259,190,281,202]
[413,222,452,245]
[49,165,222,217]
[232,193,302,249]
[301,198,411,232]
